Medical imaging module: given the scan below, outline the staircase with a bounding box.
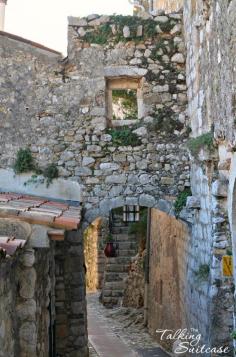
[102,212,138,307]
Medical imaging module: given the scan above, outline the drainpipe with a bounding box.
[144,207,151,326]
[0,0,7,32]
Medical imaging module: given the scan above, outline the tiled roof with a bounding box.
[0,193,81,230]
[0,236,26,257]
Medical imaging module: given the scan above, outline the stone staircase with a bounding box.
[102,213,138,307]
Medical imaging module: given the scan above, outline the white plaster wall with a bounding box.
[0,169,82,202]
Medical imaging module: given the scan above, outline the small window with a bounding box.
[112,89,138,120]
[106,78,144,127]
[123,205,140,222]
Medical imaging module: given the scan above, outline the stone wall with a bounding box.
[0,246,52,357]
[0,12,190,225]
[55,230,88,357]
[148,208,190,350]
[183,0,236,351]
[84,218,108,291]
[0,257,16,357]
[152,0,183,13]
[123,250,146,308]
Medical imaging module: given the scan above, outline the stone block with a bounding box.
[161,177,174,185]
[186,196,201,209]
[171,53,185,63]
[139,194,156,207]
[105,175,127,184]
[212,179,228,198]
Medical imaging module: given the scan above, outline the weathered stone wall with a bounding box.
[0,247,52,357]
[84,218,108,291]
[0,257,16,357]
[148,208,190,350]
[0,13,190,225]
[123,250,146,308]
[55,230,88,357]
[183,0,236,352]
[152,0,183,13]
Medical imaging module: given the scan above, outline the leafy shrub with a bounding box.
[13,148,36,174]
[187,132,214,156]
[43,163,59,187]
[174,189,191,215]
[107,127,141,146]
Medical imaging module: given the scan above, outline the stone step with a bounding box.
[102,297,120,306]
[111,233,133,241]
[106,256,132,265]
[106,264,130,273]
[116,249,137,257]
[116,241,137,250]
[104,272,127,282]
[103,281,125,290]
[112,227,129,234]
[102,289,123,298]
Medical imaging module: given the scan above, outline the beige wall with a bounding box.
[152,0,183,13]
[148,208,189,350]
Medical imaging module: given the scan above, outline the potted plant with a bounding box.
[104,233,117,258]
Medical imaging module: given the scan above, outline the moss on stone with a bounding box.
[187,132,214,156]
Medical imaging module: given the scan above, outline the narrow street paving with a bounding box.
[87,292,171,357]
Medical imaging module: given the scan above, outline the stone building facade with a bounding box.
[1,0,236,355]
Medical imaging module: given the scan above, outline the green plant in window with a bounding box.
[112,89,138,119]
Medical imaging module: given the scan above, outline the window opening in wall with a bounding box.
[106,77,144,127]
[123,205,140,222]
[112,89,138,121]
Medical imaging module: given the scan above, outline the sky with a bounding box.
[5,0,133,54]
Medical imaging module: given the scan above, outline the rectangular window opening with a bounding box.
[112,89,138,121]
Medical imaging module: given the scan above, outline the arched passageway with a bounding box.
[83,197,191,355]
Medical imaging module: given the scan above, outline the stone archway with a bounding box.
[83,194,174,226]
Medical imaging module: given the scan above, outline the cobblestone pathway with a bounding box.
[87,292,171,357]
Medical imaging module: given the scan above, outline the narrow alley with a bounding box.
[87,293,171,357]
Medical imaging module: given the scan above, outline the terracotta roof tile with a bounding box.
[0,236,27,256]
[0,193,81,230]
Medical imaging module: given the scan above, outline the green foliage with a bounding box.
[231,330,236,340]
[83,23,112,45]
[195,264,210,281]
[83,16,162,45]
[13,148,36,174]
[106,233,113,242]
[159,21,175,33]
[129,210,147,237]
[107,127,141,146]
[112,89,138,119]
[43,163,59,187]
[187,132,214,156]
[174,189,191,215]
[148,108,184,134]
